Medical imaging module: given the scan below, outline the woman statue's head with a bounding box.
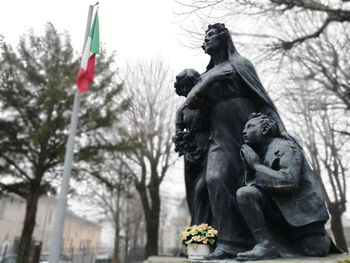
[202,23,231,55]
[174,69,200,97]
[202,23,237,71]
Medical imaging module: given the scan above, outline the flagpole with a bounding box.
[48,5,94,263]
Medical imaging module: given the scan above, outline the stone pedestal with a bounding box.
[143,254,349,263]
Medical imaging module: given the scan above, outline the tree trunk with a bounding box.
[17,191,40,263]
[329,205,348,252]
[145,183,160,258]
[124,197,130,263]
[124,228,129,263]
[113,222,120,263]
[135,175,161,259]
[113,188,121,263]
[159,218,164,255]
[132,216,141,255]
[145,213,159,258]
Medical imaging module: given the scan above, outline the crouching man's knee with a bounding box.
[236,186,263,204]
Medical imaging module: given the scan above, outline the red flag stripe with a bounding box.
[76,54,96,93]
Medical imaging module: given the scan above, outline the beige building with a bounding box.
[0,195,101,255]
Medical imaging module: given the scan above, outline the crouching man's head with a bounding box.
[242,113,278,150]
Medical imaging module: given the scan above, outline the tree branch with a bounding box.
[274,17,331,50]
[0,182,29,198]
[0,153,32,181]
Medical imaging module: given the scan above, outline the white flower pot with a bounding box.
[187,244,210,260]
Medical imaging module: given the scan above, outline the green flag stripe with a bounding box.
[90,11,99,54]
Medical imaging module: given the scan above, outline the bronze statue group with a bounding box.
[173,23,340,260]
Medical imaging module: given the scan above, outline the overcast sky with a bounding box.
[0,0,210,73]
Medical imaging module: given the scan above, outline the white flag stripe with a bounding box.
[80,36,92,70]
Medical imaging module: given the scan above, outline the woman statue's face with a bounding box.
[203,28,221,55]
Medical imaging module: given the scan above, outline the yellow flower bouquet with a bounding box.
[180,223,218,247]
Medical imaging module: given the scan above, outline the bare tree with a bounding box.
[283,80,349,251]
[279,20,350,109]
[175,0,350,50]
[269,22,350,250]
[80,161,145,263]
[175,0,350,106]
[118,59,176,258]
[93,164,133,263]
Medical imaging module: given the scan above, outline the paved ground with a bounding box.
[144,254,350,263]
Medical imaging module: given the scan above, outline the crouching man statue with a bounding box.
[236,113,334,261]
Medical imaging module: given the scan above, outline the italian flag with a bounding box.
[76,10,100,93]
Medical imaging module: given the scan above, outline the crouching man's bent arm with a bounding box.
[254,141,302,195]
